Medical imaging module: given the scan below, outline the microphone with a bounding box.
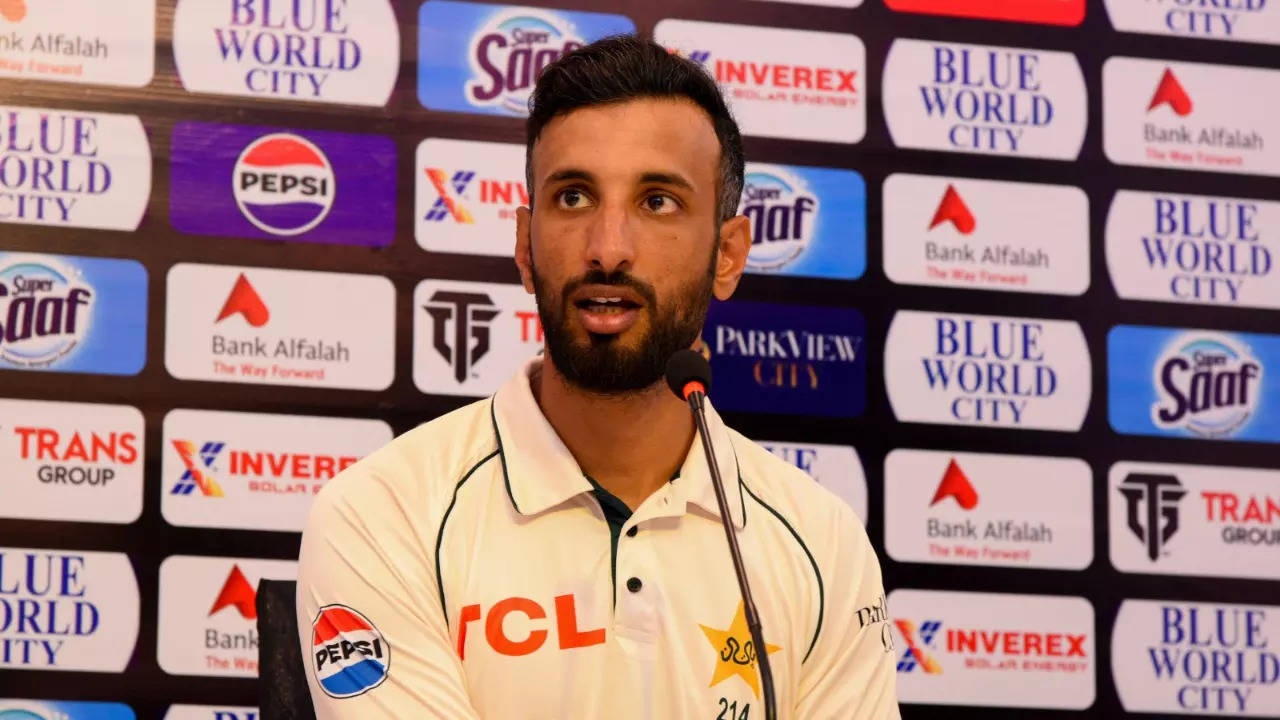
[665,350,777,720]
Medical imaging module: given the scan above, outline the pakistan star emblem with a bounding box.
[699,601,782,698]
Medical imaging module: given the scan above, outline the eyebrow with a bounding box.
[542,168,696,192]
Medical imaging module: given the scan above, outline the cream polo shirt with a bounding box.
[297,359,899,719]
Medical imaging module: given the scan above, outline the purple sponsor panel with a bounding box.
[169,122,395,246]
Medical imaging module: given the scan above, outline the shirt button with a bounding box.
[626,577,642,593]
[626,526,638,537]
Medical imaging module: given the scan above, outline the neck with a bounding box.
[531,357,696,510]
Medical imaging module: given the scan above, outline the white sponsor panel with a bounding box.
[0,398,143,524]
[0,0,154,87]
[885,449,1092,569]
[1104,0,1280,46]
[1110,461,1280,581]
[655,20,865,143]
[1104,57,1280,176]
[759,441,867,521]
[161,409,391,532]
[165,264,394,390]
[165,705,259,720]
[172,0,398,106]
[0,547,139,671]
[415,138,525,257]
[884,310,1090,430]
[0,107,150,230]
[884,174,1089,295]
[1112,599,1280,716]
[882,39,1086,159]
[158,555,297,677]
[413,279,541,397]
[891,589,1095,709]
[1106,190,1280,310]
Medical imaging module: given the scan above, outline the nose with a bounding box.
[583,199,636,275]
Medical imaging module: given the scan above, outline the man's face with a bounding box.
[516,98,748,394]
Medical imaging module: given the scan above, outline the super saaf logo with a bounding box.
[0,0,154,87]
[417,1,634,116]
[170,122,395,246]
[882,39,1086,159]
[740,163,865,280]
[0,699,136,719]
[172,0,398,106]
[1109,325,1278,443]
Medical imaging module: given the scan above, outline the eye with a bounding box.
[644,194,679,215]
[556,188,594,210]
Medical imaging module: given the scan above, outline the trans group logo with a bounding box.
[232,134,334,236]
[414,280,541,397]
[311,605,390,698]
[414,138,526,256]
[1104,0,1280,44]
[0,0,154,87]
[418,1,635,116]
[1117,473,1186,561]
[739,164,865,280]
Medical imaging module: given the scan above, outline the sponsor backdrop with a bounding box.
[0,0,1277,717]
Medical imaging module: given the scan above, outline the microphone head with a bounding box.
[666,349,712,400]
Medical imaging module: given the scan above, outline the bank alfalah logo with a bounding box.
[1119,472,1187,561]
[424,291,500,382]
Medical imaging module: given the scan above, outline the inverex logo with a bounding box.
[885,310,1090,430]
[172,0,398,106]
[759,441,867,521]
[885,449,1092,570]
[891,589,1095,709]
[884,174,1088,295]
[1110,461,1280,581]
[1113,600,1280,715]
[157,555,297,677]
[0,106,150,230]
[1104,58,1280,176]
[1107,190,1278,309]
[165,264,395,390]
[0,547,139,672]
[0,398,143,524]
[656,20,865,143]
[0,0,154,87]
[418,1,634,116]
[886,0,1084,25]
[413,280,541,397]
[1105,0,1278,44]
[883,39,1086,159]
[162,409,391,532]
[741,163,865,280]
[415,138,525,257]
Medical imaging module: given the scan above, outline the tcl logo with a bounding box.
[455,594,604,659]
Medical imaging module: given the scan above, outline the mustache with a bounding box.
[560,269,658,308]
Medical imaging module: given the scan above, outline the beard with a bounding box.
[532,247,716,395]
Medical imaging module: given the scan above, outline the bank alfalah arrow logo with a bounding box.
[1148,68,1193,117]
[928,185,976,235]
[1119,472,1187,561]
[424,291,500,383]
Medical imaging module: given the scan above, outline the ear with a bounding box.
[515,205,535,294]
[711,214,751,301]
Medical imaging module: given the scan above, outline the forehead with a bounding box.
[530,98,721,191]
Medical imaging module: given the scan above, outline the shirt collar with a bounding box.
[490,358,744,528]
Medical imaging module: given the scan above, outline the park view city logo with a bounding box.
[415,138,526,257]
[0,0,153,87]
[1104,58,1280,176]
[0,699,135,719]
[170,122,395,246]
[157,555,296,677]
[882,39,1086,159]
[1111,461,1280,581]
[701,300,865,417]
[885,0,1084,25]
[172,0,398,106]
[885,449,1092,570]
[0,252,146,376]
[0,398,142,524]
[0,547,139,671]
[759,442,867,521]
[413,279,541,397]
[885,310,1090,430]
[1104,0,1278,45]
[161,409,391,532]
[656,20,865,144]
[1106,190,1279,310]
[1112,600,1280,716]
[165,264,394,390]
[417,1,634,116]
[0,106,150,230]
[739,163,865,280]
[883,174,1088,295]
[891,589,1095,709]
[163,705,258,720]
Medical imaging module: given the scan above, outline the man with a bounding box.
[298,35,898,719]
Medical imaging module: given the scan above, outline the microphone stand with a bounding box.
[685,389,777,720]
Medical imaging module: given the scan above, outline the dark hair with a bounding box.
[526,35,745,223]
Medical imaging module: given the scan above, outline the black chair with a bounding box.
[256,579,317,720]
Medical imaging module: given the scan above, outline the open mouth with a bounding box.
[574,295,642,315]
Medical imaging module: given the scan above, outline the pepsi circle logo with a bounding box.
[311,604,391,698]
[233,133,336,236]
